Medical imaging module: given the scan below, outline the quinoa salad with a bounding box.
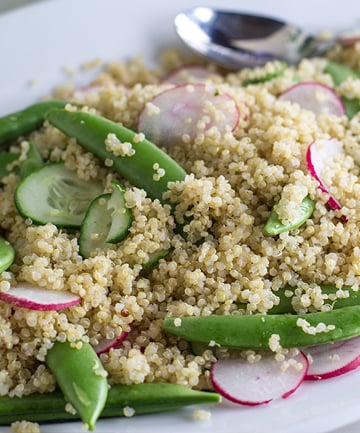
[1,25,360,433]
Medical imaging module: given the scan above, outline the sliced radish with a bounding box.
[279,81,345,116]
[306,137,344,212]
[0,283,81,311]
[93,331,129,355]
[304,336,360,380]
[137,83,239,146]
[162,65,220,85]
[210,351,308,406]
[338,36,360,47]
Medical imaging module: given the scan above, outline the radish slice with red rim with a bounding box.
[93,331,129,355]
[137,83,240,147]
[306,137,345,213]
[279,81,345,116]
[304,336,360,380]
[210,351,308,406]
[338,36,360,47]
[162,65,221,85]
[0,283,81,311]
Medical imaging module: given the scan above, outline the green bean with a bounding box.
[163,305,360,349]
[263,195,315,236]
[46,109,187,203]
[45,341,108,430]
[0,152,19,181]
[0,236,15,273]
[0,383,221,425]
[0,101,67,147]
[19,141,44,178]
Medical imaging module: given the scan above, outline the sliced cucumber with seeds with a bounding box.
[14,163,103,228]
[79,181,132,258]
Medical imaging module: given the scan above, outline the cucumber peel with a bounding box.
[79,181,132,258]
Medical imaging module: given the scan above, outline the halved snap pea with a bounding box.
[0,237,15,273]
[45,341,108,430]
[263,195,315,236]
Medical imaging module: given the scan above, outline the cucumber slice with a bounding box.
[79,181,132,258]
[79,193,112,258]
[14,163,103,228]
[106,182,132,243]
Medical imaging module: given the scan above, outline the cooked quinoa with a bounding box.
[1,41,360,404]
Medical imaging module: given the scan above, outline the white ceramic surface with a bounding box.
[1,1,360,432]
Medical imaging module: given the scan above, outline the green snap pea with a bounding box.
[163,305,360,349]
[323,61,360,118]
[45,341,108,431]
[265,284,360,314]
[263,195,315,236]
[324,61,360,86]
[46,109,187,204]
[0,383,221,425]
[19,141,44,178]
[0,237,15,273]
[0,152,19,181]
[342,97,360,119]
[0,101,67,147]
[242,61,287,86]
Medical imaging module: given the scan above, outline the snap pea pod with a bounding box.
[19,141,44,178]
[265,284,360,314]
[45,341,108,431]
[0,101,67,147]
[46,109,187,203]
[324,61,360,86]
[323,61,360,118]
[0,383,221,425]
[242,61,287,86]
[163,305,360,349]
[0,236,15,273]
[0,152,19,180]
[263,195,315,236]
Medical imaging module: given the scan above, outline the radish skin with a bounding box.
[210,352,308,406]
[306,137,345,214]
[279,81,345,116]
[338,36,360,47]
[0,283,81,311]
[304,336,360,380]
[137,83,239,146]
[93,331,129,355]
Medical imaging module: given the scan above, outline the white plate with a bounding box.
[1,1,360,432]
